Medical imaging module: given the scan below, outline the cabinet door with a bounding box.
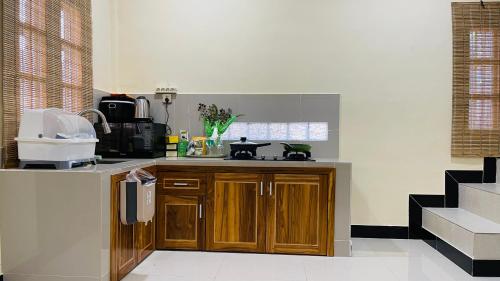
[156,195,204,250]
[110,174,137,281]
[267,174,328,255]
[136,166,156,263]
[135,220,155,263]
[206,173,266,253]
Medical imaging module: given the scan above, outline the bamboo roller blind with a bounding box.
[2,0,93,167]
[452,2,500,157]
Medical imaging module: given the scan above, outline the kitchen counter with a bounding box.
[0,157,349,174]
[0,157,349,175]
[157,157,349,168]
[0,157,351,281]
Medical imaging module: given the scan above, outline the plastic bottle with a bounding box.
[178,137,189,157]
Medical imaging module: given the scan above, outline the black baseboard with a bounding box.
[408,194,445,239]
[483,157,497,183]
[351,225,408,239]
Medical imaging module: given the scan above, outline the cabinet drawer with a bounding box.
[158,172,206,194]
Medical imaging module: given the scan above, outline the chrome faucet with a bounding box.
[78,109,112,134]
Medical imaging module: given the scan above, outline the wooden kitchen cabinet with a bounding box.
[266,174,328,255]
[156,195,204,250]
[156,172,207,250]
[206,173,267,253]
[205,172,329,256]
[111,167,156,281]
[136,220,155,263]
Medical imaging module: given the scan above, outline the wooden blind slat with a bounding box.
[1,0,93,167]
[452,2,500,157]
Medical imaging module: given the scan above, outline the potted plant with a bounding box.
[198,103,241,155]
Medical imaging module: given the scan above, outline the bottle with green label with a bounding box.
[178,130,189,157]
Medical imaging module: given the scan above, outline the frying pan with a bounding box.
[230,137,271,151]
[280,142,312,153]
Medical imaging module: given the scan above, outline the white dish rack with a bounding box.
[15,108,99,169]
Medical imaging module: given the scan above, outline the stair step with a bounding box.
[461,183,500,195]
[422,207,500,260]
[459,183,500,224]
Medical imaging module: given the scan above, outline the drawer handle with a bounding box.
[173,182,189,186]
[269,181,273,196]
[199,204,203,219]
[260,182,264,196]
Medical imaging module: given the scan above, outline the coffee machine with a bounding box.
[95,95,166,158]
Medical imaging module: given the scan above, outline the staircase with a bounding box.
[419,162,500,277]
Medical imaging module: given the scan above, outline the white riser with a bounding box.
[422,208,500,260]
[459,183,500,224]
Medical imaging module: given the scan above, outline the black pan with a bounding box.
[230,137,271,151]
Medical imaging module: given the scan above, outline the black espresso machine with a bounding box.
[95,122,166,158]
[95,94,165,158]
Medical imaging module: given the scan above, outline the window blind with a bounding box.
[1,0,93,167]
[452,2,500,157]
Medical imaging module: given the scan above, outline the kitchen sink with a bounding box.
[95,159,129,165]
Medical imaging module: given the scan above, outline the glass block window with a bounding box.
[221,122,328,141]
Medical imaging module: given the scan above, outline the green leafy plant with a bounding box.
[198,103,241,138]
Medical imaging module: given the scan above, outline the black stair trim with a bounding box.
[483,157,497,183]
[435,237,473,275]
[415,166,500,277]
[351,225,408,239]
[424,235,500,277]
[408,194,445,239]
[444,170,483,208]
[474,260,500,277]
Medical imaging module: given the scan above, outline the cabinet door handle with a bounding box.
[199,204,203,219]
[269,181,273,196]
[173,182,189,186]
[260,182,264,196]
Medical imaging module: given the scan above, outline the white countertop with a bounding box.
[0,157,350,174]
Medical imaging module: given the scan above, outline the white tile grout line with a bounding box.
[301,259,310,281]
[212,253,227,281]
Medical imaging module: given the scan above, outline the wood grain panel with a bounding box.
[136,164,157,263]
[158,172,207,195]
[156,195,203,250]
[206,173,266,252]
[267,174,328,255]
[327,170,336,256]
[111,166,156,281]
[136,220,155,263]
[111,172,136,281]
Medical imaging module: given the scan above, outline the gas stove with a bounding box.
[225,151,315,162]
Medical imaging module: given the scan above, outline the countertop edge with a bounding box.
[0,157,351,174]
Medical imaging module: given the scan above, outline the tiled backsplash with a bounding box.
[94,92,340,158]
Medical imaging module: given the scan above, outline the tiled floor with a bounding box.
[123,238,500,281]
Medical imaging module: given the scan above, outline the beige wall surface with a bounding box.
[91,0,117,92]
[97,0,483,226]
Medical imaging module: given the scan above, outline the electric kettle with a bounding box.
[134,96,151,120]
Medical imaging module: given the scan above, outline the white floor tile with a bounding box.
[121,239,500,281]
[215,253,307,281]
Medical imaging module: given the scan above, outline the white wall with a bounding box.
[97,0,484,226]
[91,0,117,92]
